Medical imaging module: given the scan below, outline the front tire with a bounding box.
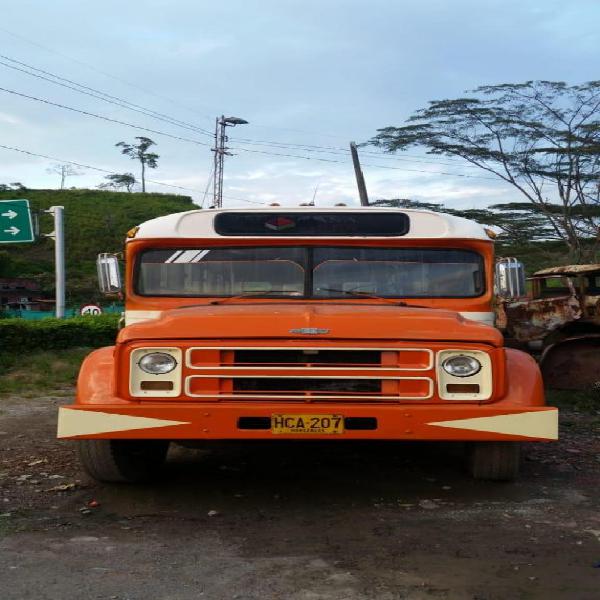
[78,439,170,483]
[468,442,520,481]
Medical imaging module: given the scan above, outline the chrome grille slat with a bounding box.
[186,346,434,371]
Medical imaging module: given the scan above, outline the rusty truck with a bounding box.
[497,263,600,390]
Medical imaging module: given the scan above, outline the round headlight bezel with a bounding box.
[138,352,178,375]
[442,354,482,378]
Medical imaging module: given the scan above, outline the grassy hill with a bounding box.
[0,189,195,303]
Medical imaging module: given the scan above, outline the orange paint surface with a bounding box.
[63,234,555,442]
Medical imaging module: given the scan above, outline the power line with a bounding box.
[0,87,496,182]
[0,43,482,172]
[201,165,214,208]
[229,146,499,181]
[1,56,478,173]
[0,26,355,142]
[0,27,498,158]
[0,54,214,137]
[0,53,421,166]
[0,86,212,147]
[0,26,217,126]
[2,51,448,167]
[0,143,196,192]
[229,133,473,166]
[229,136,480,169]
[0,143,264,204]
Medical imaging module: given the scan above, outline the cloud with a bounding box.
[1,0,597,209]
[163,38,233,59]
[0,112,22,125]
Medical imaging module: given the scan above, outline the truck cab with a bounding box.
[500,263,600,389]
[58,207,557,481]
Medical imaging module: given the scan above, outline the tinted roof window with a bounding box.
[214,212,410,236]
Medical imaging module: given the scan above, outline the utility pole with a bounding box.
[211,115,249,208]
[212,116,229,209]
[350,141,369,206]
[45,206,65,318]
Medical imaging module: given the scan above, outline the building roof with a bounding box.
[534,264,600,277]
[132,207,492,241]
[0,277,40,289]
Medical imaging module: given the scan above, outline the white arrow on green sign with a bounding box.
[0,199,35,243]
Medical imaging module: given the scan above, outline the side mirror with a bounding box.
[97,253,122,294]
[495,258,526,300]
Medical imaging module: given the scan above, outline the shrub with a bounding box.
[0,314,119,354]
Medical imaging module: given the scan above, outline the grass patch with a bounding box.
[547,388,600,433]
[547,388,600,414]
[0,347,92,396]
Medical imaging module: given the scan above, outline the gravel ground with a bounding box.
[0,392,599,600]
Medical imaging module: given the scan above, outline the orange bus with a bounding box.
[58,207,557,482]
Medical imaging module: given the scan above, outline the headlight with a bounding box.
[138,352,177,375]
[442,355,481,377]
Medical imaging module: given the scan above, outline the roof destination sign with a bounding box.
[214,212,411,237]
[0,199,35,243]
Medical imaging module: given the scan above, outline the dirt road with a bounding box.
[1,393,599,599]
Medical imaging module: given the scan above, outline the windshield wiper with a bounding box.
[317,287,429,307]
[175,288,432,308]
[209,290,302,305]
[174,291,301,309]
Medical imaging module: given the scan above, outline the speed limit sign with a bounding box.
[80,304,102,316]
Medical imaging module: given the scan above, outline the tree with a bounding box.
[368,81,600,262]
[0,250,13,276]
[98,173,137,192]
[371,198,552,246]
[46,164,83,189]
[0,182,26,191]
[115,137,159,193]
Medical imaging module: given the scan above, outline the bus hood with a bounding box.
[119,304,503,346]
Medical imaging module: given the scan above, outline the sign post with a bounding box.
[45,206,65,319]
[0,199,35,243]
[0,199,66,318]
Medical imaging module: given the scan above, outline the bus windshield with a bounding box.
[136,246,484,298]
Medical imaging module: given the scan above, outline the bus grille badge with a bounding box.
[290,328,330,335]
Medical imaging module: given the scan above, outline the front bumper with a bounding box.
[57,402,558,442]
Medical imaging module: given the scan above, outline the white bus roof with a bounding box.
[132,207,491,241]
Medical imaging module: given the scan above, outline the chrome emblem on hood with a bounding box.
[290,327,330,335]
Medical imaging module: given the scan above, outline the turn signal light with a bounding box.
[446,384,480,394]
[140,381,174,391]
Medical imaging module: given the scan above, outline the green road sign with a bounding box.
[0,199,35,243]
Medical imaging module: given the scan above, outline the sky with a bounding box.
[1,0,599,209]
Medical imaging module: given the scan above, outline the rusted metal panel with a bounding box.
[534,264,600,276]
[502,295,582,342]
[499,270,600,342]
[498,264,600,389]
[582,294,600,322]
[540,335,600,390]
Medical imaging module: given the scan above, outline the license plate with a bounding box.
[271,414,344,435]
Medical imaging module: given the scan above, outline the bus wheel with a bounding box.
[467,442,520,481]
[78,439,170,483]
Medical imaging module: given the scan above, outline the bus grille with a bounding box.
[183,345,434,402]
